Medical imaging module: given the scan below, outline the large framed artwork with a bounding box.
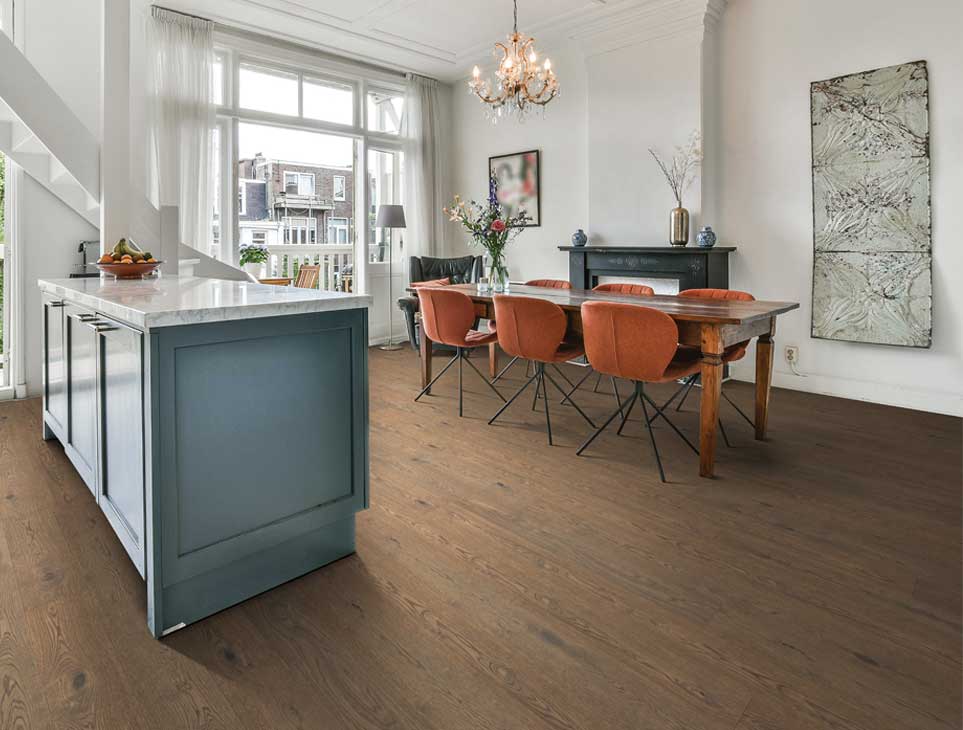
[810,60,932,348]
[489,149,540,227]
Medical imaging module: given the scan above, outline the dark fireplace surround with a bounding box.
[559,245,736,292]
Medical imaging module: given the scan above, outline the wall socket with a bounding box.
[784,345,800,364]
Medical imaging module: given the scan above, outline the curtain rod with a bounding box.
[151,5,212,23]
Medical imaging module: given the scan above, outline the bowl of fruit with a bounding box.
[97,239,162,279]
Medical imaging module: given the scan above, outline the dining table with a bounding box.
[410,283,799,478]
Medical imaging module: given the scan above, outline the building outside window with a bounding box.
[284,172,315,196]
[333,175,345,201]
[327,217,349,244]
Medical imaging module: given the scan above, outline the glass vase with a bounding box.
[491,262,510,293]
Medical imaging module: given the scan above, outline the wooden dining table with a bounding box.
[411,283,799,478]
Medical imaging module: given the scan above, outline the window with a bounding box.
[283,172,315,196]
[239,63,298,115]
[333,175,346,201]
[282,216,317,244]
[213,51,226,106]
[327,217,348,245]
[367,90,404,135]
[303,77,354,126]
[367,149,400,262]
[251,231,266,245]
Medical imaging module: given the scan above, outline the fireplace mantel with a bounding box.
[559,245,736,292]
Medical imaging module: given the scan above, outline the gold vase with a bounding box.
[669,207,689,246]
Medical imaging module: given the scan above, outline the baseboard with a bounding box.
[729,364,963,417]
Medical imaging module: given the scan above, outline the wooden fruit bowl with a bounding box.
[96,261,163,279]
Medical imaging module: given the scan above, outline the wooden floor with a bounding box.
[1,348,960,730]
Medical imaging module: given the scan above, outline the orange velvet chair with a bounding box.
[487,296,596,445]
[576,302,701,482]
[491,278,574,385]
[671,288,756,435]
[415,288,505,417]
[562,282,657,408]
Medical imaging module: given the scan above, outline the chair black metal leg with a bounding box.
[458,348,464,417]
[532,369,542,410]
[551,363,575,388]
[592,371,604,393]
[544,371,596,428]
[491,355,520,383]
[576,387,638,456]
[558,366,595,405]
[641,391,699,455]
[488,370,539,425]
[611,377,626,425]
[539,365,553,445]
[722,390,755,428]
[638,384,667,483]
[616,392,638,435]
[463,354,507,402]
[718,417,732,448]
[676,374,698,411]
[415,352,459,401]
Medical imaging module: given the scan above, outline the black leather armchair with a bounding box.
[397,255,485,350]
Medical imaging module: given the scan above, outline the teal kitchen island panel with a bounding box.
[149,309,369,636]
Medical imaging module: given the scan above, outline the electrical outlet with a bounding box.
[784,345,799,364]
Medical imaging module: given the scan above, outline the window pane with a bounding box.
[237,122,356,277]
[367,149,398,262]
[239,64,298,116]
[210,127,222,260]
[213,52,225,105]
[303,77,354,126]
[367,91,404,134]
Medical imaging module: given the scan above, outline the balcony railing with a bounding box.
[265,243,353,292]
[273,192,335,210]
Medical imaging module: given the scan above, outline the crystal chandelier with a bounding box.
[469,0,559,121]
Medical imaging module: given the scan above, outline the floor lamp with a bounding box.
[376,204,406,351]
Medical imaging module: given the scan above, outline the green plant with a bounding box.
[239,244,268,266]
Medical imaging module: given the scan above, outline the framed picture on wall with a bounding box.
[489,149,540,227]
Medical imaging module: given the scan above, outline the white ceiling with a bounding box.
[165,0,702,82]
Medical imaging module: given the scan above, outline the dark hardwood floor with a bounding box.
[1,347,960,730]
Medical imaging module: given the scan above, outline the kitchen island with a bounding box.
[38,275,371,637]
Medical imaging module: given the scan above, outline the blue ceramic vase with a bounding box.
[697,226,717,248]
[571,229,588,247]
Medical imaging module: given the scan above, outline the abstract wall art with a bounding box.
[810,61,932,348]
[489,149,540,227]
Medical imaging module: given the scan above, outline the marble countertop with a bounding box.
[38,276,372,330]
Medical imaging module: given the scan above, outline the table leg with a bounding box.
[488,343,498,380]
[754,320,776,441]
[420,331,433,392]
[699,325,724,478]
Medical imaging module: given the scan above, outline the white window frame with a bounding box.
[327,217,349,245]
[284,171,315,196]
[238,180,247,216]
[213,30,407,295]
[366,88,404,136]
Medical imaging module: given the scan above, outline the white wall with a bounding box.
[16,0,102,396]
[718,0,963,416]
[586,32,704,245]
[449,46,588,283]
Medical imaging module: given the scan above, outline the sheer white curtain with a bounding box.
[147,7,215,255]
[403,74,449,259]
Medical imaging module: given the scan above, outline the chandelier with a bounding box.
[469,0,559,121]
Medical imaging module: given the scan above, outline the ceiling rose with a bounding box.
[468,0,559,121]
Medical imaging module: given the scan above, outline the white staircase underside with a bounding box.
[0,32,100,227]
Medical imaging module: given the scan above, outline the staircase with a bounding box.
[0,32,100,227]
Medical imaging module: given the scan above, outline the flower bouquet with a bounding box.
[444,175,530,292]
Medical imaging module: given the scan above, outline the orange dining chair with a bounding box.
[488,296,595,445]
[670,288,756,442]
[491,278,574,386]
[576,302,701,482]
[415,288,505,417]
[561,282,656,410]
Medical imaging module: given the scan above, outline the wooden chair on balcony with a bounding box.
[294,265,320,289]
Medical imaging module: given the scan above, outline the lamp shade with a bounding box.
[375,204,406,228]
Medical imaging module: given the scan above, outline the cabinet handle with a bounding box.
[93,325,118,332]
[49,300,67,308]
[78,313,99,321]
